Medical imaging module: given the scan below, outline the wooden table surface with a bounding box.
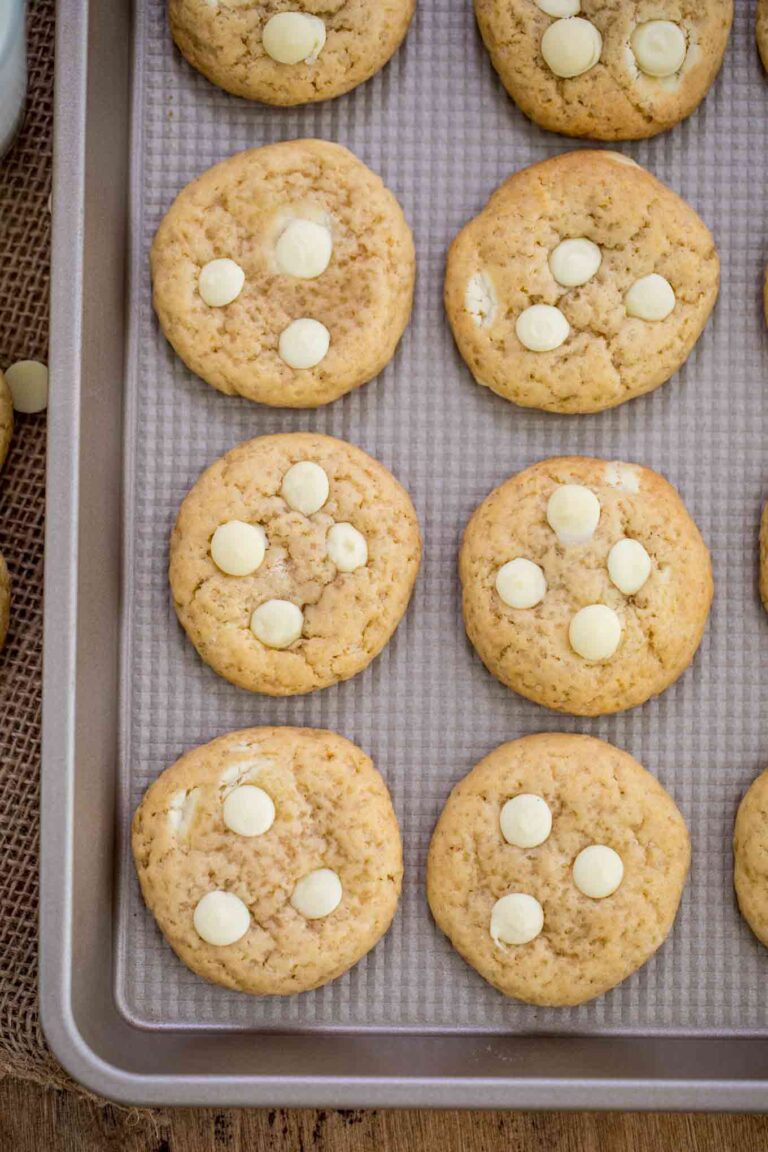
[1,1076,765,1151]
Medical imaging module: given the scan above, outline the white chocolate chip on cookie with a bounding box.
[193,890,250,946]
[275,218,333,279]
[278,318,330,370]
[327,522,368,572]
[291,868,343,919]
[516,304,570,352]
[608,538,651,596]
[262,12,327,66]
[625,274,676,321]
[490,893,544,946]
[541,17,602,79]
[167,787,199,837]
[569,604,622,661]
[549,238,601,288]
[222,784,276,838]
[546,484,600,546]
[5,359,48,414]
[500,794,552,849]
[250,599,304,649]
[536,0,580,15]
[495,558,547,609]
[280,460,330,515]
[211,520,267,576]
[572,844,624,899]
[631,21,687,78]
[466,271,498,328]
[198,258,245,307]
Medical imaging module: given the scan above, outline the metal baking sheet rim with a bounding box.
[38,0,768,1109]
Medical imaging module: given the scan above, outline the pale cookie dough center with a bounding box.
[222,784,276,837]
[500,794,552,848]
[549,238,602,288]
[572,844,624,898]
[262,11,327,66]
[608,538,651,596]
[490,893,544,946]
[327,522,368,572]
[466,271,497,328]
[630,21,687,78]
[275,218,333,279]
[198,258,245,307]
[291,868,343,919]
[278,318,330,370]
[193,890,250,946]
[516,304,569,352]
[625,274,676,321]
[250,599,304,648]
[546,484,601,545]
[537,0,580,15]
[495,558,547,609]
[211,520,267,576]
[541,17,602,79]
[280,460,330,515]
[569,604,622,661]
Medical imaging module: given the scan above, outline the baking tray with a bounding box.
[40,0,768,1108]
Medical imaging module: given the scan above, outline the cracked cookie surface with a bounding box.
[445,151,719,415]
[169,0,416,105]
[151,140,415,408]
[459,456,713,716]
[475,1,732,140]
[427,733,690,1006]
[170,432,421,696]
[734,767,768,950]
[132,726,403,995]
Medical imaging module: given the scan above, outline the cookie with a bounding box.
[475,1,732,141]
[445,151,719,415]
[151,140,415,408]
[170,432,421,696]
[169,1,416,106]
[427,733,690,1007]
[760,501,768,615]
[759,0,768,72]
[460,456,712,716]
[0,552,9,652]
[0,371,13,471]
[734,768,768,949]
[132,727,403,995]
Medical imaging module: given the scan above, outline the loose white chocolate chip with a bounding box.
[193,890,250,946]
[490,893,544,946]
[222,784,276,838]
[569,604,622,662]
[280,460,329,515]
[500,794,552,849]
[5,360,48,413]
[631,21,686,78]
[466,271,497,328]
[608,538,651,596]
[572,845,624,899]
[327,522,368,572]
[549,238,602,288]
[541,17,602,79]
[546,484,600,546]
[275,218,332,279]
[537,0,580,15]
[211,520,267,576]
[495,558,547,610]
[250,599,304,649]
[278,318,330,370]
[262,11,326,65]
[291,868,342,920]
[515,304,570,352]
[625,274,676,321]
[198,258,245,307]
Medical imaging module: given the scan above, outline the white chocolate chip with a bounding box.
[631,21,686,78]
[275,218,332,279]
[5,360,48,413]
[278,318,330,370]
[250,599,304,648]
[490,893,544,946]
[537,0,580,15]
[193,890,250,946]
[549,238,601,288]
[290,868,342,919]
[608,538,651,596]
[222,784,276,838]
[500,795,552,849]
[602,151,638,167]
[604,462,640,493]
[569,604,622,662]
[495,558,547,610]
[572,845,624,899]
[167,787,199,837]
[466,271,497,328]
[541,17,602,79]
[198,258,245,307]
[625,274,676,321]
[515,304,570,352]
[327,522,368,572]
[546,484,600,546]
[280,460,330,515]
[262,11,326,65]
[211,520,266,576]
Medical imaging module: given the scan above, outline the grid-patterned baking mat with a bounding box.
[116,0,768,1035]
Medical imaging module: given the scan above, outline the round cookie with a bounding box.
[0,552,9,652]
[427,733,690,1007]
[0,371,13,471]
[460,456,713,716]
[169,1,416,106]
[445,151,719,415]
[151,140,415,408]
[170,432,421,696]
[734,768,768,949]
[475,1,732,141]
[759,0,768,72]
[132,727,403,995]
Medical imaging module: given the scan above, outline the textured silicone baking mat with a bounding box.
[116,0,768,1035]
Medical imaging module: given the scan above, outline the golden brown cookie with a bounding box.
[169,1,416,106]
[0,552,9,652]
[475,1,732,141]
[734,768,768,949]
[132,727,403,995]
[460,456,713,716]
[427,733,691,1007]
[0,371,13,471]
[758,0,768,71]
[170,432,421,696]
[151,140,415,408]
[445,151,719,415]
[759,501,768,614]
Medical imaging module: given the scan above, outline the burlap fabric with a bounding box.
[0,0,69,1091]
